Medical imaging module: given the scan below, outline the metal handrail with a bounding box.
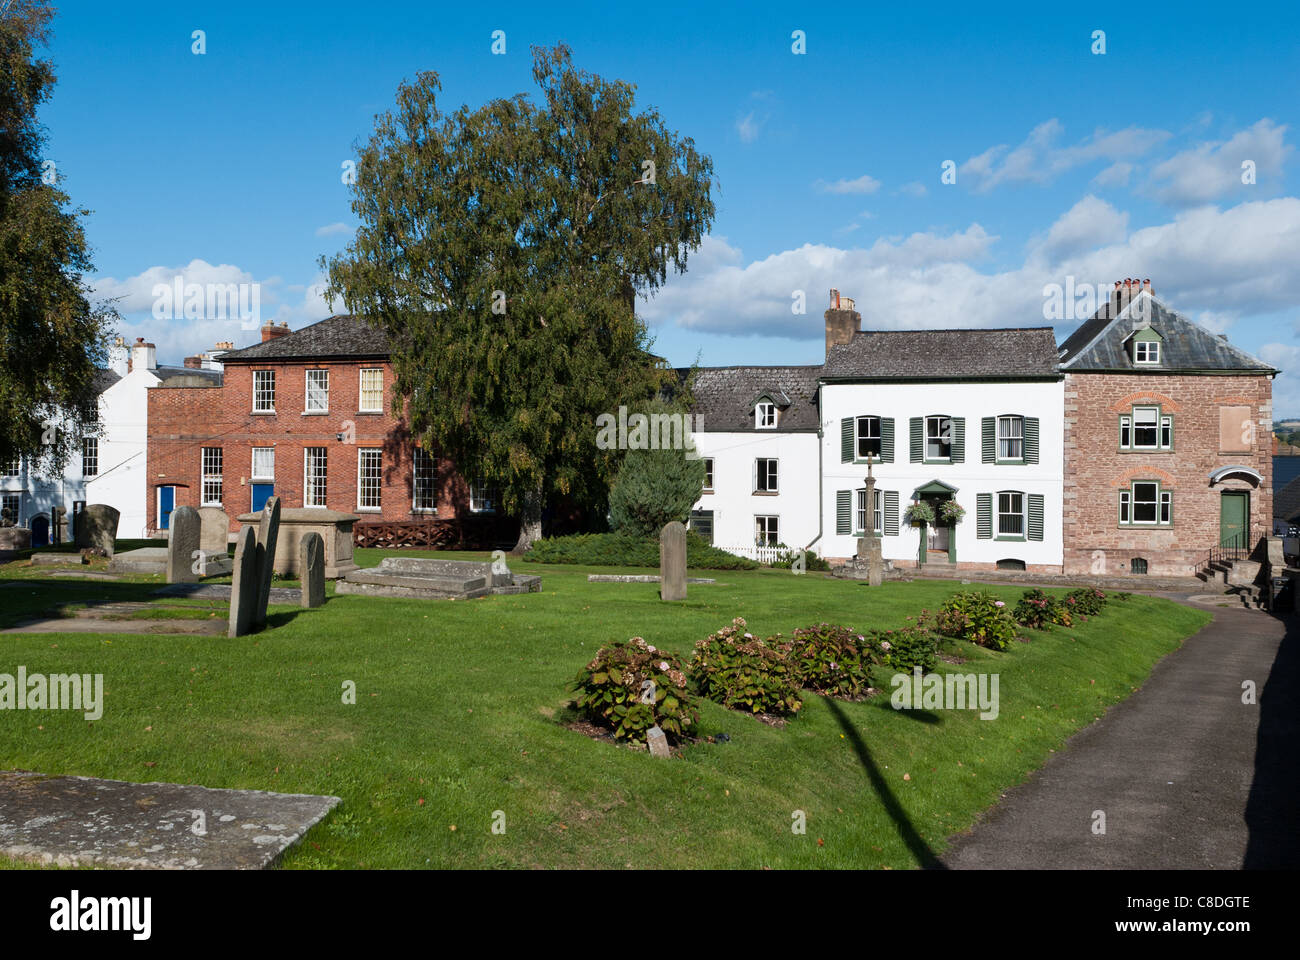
[1207,527,1262,571]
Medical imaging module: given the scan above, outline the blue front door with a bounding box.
[251,483,274,513]
[158,486,175,530]
[31,516,49,548]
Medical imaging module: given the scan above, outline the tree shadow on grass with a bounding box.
[1243,607,1300,868]
[823,697,945,869]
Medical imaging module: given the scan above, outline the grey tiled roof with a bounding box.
[218,315,390,363]
[155,366,222,386]
[680,366,822,432]
[92,368,121,394]
[1060,296,1276,373]
[821,327,1061,380]
[1277,475,1300,523]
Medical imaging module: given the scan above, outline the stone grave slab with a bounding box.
[166,506,202,584]
[587,574,716,584]
[107,547,169,576]
[0,770,340,870]
[154,582,300,605]
[299,532,325,608]
[334,556,541,600]
[237,506,359,579]
[659,521,687,601]
[74,504,120,557]
[228,526,259,638]
[253,496,282,627]
[31,553,86,566]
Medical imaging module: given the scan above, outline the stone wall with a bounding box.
[1062,371,1273,577]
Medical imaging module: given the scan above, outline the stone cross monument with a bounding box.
[855,454,884,587]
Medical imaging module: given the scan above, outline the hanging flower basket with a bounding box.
[903,501,936,526]
[938,499,966,524]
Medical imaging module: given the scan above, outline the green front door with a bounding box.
[1220,492,1248,546]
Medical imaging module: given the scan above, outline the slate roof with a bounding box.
[680,366,822,432]
[1276,474,1300,523]
[154,366,222,387]
[218,314,390,363]
[1059,294,1277,373]
[92,368,121,394]
[821,327,1061,380]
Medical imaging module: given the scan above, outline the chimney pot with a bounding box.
[824,289,861,359]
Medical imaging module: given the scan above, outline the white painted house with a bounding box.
[687,292,1066,572]
[0,337,224,545]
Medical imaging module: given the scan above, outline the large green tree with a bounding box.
[0,1,115,472]
[324,44,715,551]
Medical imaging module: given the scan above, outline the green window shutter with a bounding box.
[836,490,852,535]
[1028,494,1044,541]
[1024,417,1040,464]
[951,417,966,463]
[909,417,923,463]
[884,491,899,536]
[982,417,996,463]
[880,418,895,463]
[840,417,853,463]
[976,493,993,539]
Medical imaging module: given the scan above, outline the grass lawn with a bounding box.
[0,550,1210,869]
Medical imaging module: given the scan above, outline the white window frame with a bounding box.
[1134,340,1161,364]
[304,447,328,507]
[998,415,1024,461]
[1,455,19,477]
[359,368,383,413]
[252,370,276,412]
[469,482,498,514]
[754,457,778,493]
[856,488,883,535]
[1131,406,1160,449]
[201,447,223,506]
[926,415,952,461]
[997,490,1025,538]
[855,415,881,459]
[81,436,99,478]
[1126,481,1166,526]
[755,402,777,429]
[1,493,20,526]
[357,448,382,511]
[251,447,275,481]
[702,457,714,492]
[412,447,437,512]
[305,369,330,413]
[755,514,779,546]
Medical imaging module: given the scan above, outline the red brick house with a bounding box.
[1059,280,1277,578]
[145,316,511,543]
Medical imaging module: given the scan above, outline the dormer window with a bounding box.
[756,402,777,429]
[1134,341,1160,364]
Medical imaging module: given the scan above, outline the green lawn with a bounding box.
[0,550,1210,869]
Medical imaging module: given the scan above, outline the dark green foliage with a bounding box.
[1065,587,1109,617]
[690,618,803,717]
[933,590,1020,651]
[872,625,939,674]
[526,531,758,570]
[1014,588,1073,629]
[607,399,706,536]
[788,622,876,699]
[769,547,832,571]
[572,638,697,742]
[0,3,116,470]
[323,45,715,549]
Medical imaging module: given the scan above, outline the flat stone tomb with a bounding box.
[107,547,169,576]
[0,770,340,870]
[336,556,541,600]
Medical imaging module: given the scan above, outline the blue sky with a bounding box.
[36,0,1300,412]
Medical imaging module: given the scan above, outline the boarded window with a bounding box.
[1219,406,1253,453]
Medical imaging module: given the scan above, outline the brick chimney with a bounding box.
[127,337,156,373]
[260,321,291,343]
[183,355,202,369]
[1108,277,1153,318]
[825,288,861,358]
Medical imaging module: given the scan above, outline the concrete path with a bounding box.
[0,771,340,869]
[942,601,1297,869]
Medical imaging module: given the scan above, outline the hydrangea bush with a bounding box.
[573,638,698,742]
[787,622,876,699]
[871,624,939,673]
[1013,588,1073,629]
[934,590,1020,650]
[1065,587,1108,617]
[691,618,803,716]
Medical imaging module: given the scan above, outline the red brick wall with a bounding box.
[145,359,477,534]
[1063,372,1273,577]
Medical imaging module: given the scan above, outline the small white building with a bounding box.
[0,337,224,545]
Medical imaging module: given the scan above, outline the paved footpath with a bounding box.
[943,600,1297,869]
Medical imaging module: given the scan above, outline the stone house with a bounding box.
[1059,280,1277,577]
[144,316,507,541]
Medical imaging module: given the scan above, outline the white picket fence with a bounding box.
[716,543,787,565]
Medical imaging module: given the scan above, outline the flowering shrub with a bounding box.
[938,499,966,524]
[1013,588,1073,629]
[691,618,803,717]
[1066,587,1108,617]
[573,638,698,742]
[787,622,876,699]
[934,590,1020,650]
[903,501,936,525]
[871,624,938,673]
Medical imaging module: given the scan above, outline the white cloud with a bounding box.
[896,181,928,198]
[1147,119,1290,206]
[315,222,349,237]
[960,119,1169,193]
[736,111,763,143]
[1259,343,1300,416]
[1091,162,1133,188]
[1032,195,1129,261]
[814,174,881,195]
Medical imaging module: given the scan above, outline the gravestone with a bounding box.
[166,506,201,584]
[74,504,119,557]
[253,496,282,627]
[195,507,233,576]
[227,526,259,638]
[51,506,66,545]
[299,532,325,609]
[646,725,671,759]
[659,521,687,601]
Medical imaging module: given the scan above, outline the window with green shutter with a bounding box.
[1024,418,1040,464]
[836,490,852,535]
[981,417,996,463]
[880,417,895,463]
[910,417,924,463]
[884,490,899,536]
[847,415,894,463]
[1028,494,1044,541]
[976,493,993,538]
[951,417,966,463]
[840,417,854,463]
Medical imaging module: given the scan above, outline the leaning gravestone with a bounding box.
[74,504,119,557]
[166,506,201,584]
[253,496,282,628]
[299,532,325,609]
[646,725,671,759]
[196,507,233,575]
[227,526,259,638]
[659,521,687,602]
